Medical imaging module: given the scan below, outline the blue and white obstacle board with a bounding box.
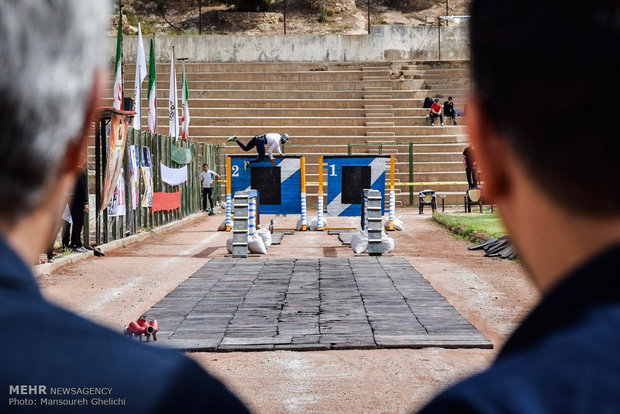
[227,155,305,215]
[323,155,391,217]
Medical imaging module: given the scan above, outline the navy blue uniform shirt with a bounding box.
[0,238,250,413]
[419,243,620,413]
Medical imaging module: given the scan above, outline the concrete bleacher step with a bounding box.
[200,133,465,145]
[363,94,393,100]
[103,59,472,202]
[106,97,426,110]
[181,81,388,91]
[365,131,396,137]
[365,121,395,127]
[411,152,465,162]
[366,113,394,118]
[363,87,393,93]
[362,75,389,81]
[364,104,393,111]
[193,108,368,117]
[200,116,371,127]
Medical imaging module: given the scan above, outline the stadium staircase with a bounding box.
[108,60,471,208]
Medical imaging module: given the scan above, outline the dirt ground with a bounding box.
[38,208,538,413]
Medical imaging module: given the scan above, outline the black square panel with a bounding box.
[251,167,281,204]
[342,165,371,204]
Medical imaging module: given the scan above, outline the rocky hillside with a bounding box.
[114,0,470,35]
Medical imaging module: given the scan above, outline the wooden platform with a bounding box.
[145,257,491,351]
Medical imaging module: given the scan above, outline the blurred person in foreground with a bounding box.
[0,1,249,412]
[420,0,620,412]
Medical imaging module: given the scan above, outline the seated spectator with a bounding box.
[429,98,444,126]
[443,96,458,125]
[0,1,248,412]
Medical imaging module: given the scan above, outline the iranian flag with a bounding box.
[168,47,179,139]
[180,62,190,140]
[147,38,157,133]
[112,16,123,110]
[132,23,147,130]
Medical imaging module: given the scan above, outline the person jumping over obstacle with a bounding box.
[227,133,290,170]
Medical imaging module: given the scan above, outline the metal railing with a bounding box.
[278,141,470,205]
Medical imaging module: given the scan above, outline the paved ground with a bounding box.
[39,209,538,413]
[147,257,490,351]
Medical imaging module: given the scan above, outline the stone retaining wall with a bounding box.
[117,25,469,62]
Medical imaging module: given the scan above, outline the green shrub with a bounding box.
[123,10,138,27]
[317,7,332,23]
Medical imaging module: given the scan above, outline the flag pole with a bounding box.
[137,23,141,125]
[119,0,124,107]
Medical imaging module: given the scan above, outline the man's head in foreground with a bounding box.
[0,2,248,412]
[0,0,106,264]
[420,1,620,412]
[467,0,620,291]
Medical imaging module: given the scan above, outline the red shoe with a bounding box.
[125,321,146,339]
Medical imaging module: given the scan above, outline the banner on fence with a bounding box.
[141,146,153,208]
[128,145,139,210]
[108,172,126,217]
[161,163,188,186]
[101,112,129,211]
[152,191,181,212]
[171,143,193,165]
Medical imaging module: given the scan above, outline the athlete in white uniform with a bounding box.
[227,133,290,170]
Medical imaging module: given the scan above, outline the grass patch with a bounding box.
[432,211,506,243]
[317,7,332,23]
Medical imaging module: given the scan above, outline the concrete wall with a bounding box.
[116,25,469,63]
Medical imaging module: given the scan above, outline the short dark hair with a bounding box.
[434,98,439,102]
[202,163,208,168]
[448,96,453,100]
[470,0,620,215]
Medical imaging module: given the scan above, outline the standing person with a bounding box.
[62,167,89,251]
[429,98,444,126]
[419,0,620,412]
[462,145,478,188]
[444,96,458,125]
[0,1,249,412]
[227,132,290,170]
[200,163,220,214]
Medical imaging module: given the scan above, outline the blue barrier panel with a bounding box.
[325,155,390,217]
[229,155,302,215]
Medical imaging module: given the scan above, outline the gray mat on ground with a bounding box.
[328,229,355,235]
[270,231,287,245]
[145,257,492,352]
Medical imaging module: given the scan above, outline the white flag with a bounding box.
[180,62,190,140]
[132,23,147,130]
[160,163,188,186]
[168,48,179,139]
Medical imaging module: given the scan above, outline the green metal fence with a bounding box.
[279,141,469,206]
[87,127,222,246]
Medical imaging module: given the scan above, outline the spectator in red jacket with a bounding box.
[429,98,444,126]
